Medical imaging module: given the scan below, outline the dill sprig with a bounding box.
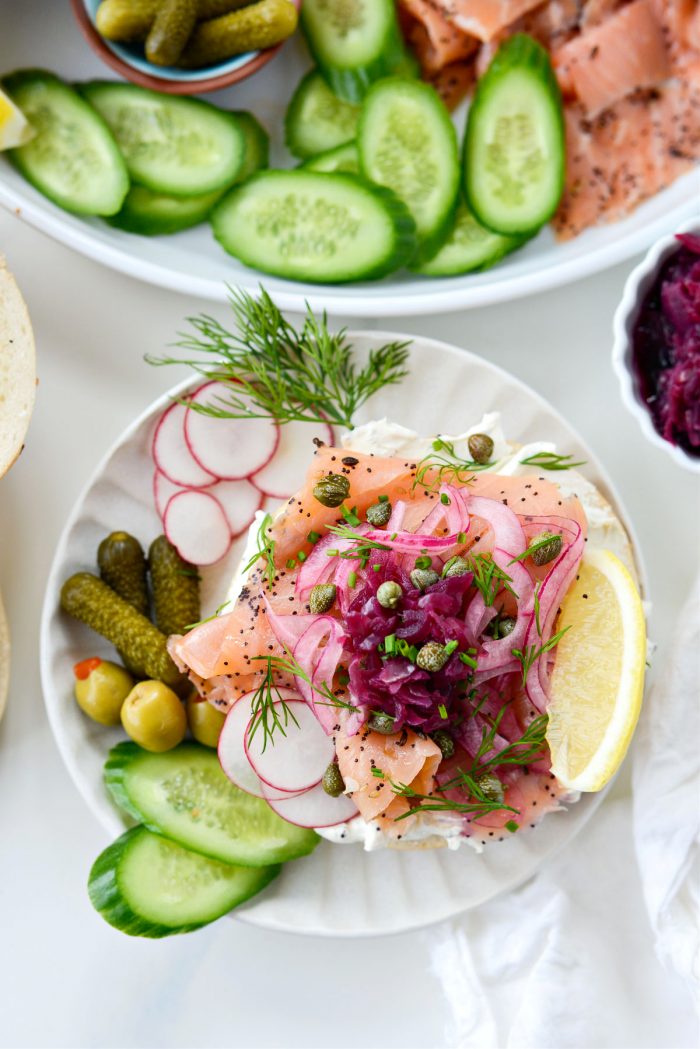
[467,709,548,775]
[414,437,492,493]
[324,524,392,570]
[147,287,411,430]
[389,775,518,822]
[512,626,570,685]
[246,657,301,753]
[468,553,517,607]
[519,451,586,471]
[243,513,276,588]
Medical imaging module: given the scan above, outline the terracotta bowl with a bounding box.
[70,0,300,95]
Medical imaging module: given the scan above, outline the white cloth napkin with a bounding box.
[428,581,700,1049]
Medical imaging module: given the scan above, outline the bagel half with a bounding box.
[0,255,35,478]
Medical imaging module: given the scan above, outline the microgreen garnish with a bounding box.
[243,513,276,588]
[512,627,570,685]
[468,554,517,606]
[509,533,563,564]
[149,287,410,430]
[414,437,493,493]
[518,451,586,471]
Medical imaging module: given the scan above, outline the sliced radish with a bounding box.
[207,478,263,538]
[262,781,359,828]
[153,469,183,520]
[152,401,217,488]
[244,699,333,793]
[164,490,231,566]
[251,420,335,499]
[185,381,279,481]
[218,690,308,801]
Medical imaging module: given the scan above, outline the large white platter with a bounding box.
[2,0,698,317]
[40,330,646,936]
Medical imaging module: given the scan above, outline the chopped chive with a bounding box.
[326,548,339,557]
[444,640,458,656]
[440,493,450,505]
[414,555,432,570]
[372,767,385,778]
[505,820,519,833]
[378,494,389,503]
[383,633,397,655]
[457,532,467,544]
[459,652,477,669]
[438,704,448,720]
[307,530,321,544]
[341,504,362,527]
[347,570,357,588]
[286,558,297,570]
[297,550,307,563]
[390,533,398,541]
[372,563,381,572]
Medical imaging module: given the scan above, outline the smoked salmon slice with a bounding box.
[553,0,671,116]
[432,0,550,42]
[399,0,479,72]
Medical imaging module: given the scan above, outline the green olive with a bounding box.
[121,680,187,752]
[312,473,350,508]
[410,568,439,591]
[376,580,402,609]
[416,641,449,672]
[468,433,494,465]
[431,729,454,759]
[322,761,345,797]
[366,500,392,527]
[530,533,563,566]
[186,692,226,748]
[309,583,337,614]
[368,711,396,735]
[442,556,470,578]
[73,658,134,726]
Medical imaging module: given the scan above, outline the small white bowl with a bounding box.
[612,219,700,473]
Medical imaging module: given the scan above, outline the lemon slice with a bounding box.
[546,548,646,792]
[0,88,34,149]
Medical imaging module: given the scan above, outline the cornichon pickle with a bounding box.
[95,0,253,44]
[146,0,198,66]
[97,531,149,617]
[60,572,182,687]
[179,0,298,69]
[148,535,200,638]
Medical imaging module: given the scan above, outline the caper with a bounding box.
[476,772,505,804]
[309,583,337,614]
[410,568,440,591]
[376,580,402,609]
[186,691,226,748]
[366,500,392,527]
[416,641,449,672]
[431,729,454,759]
[468,433,494,465]
[488,615,516,639]
[73,657,134,726]
[442,556,470,579]
[322,761,345,797]
[368,711,396,735]
[530,532,563,566]
[312,473,350,508]
[121,680,187,752]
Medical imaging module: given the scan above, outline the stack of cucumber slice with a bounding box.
[2,13,564,284]
[89,742,319,937]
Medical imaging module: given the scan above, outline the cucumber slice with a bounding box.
[231,110,270,182]
[302,141,358,174]
[211,170,416,284]
[414,201,524,276]
[81,81,246,197]
[358,77,460,264]
[2,70,129,216]
[285,70,360,160]
[88,826,279,938]
[106,185,225,236]
[105,742,319,866]
[300,0,406,102]
[464,34,565,236]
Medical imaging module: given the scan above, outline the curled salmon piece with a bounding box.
[429,60,477,110]
[432,0,549,42]
[399,0,479,72]
[553,0,671,116]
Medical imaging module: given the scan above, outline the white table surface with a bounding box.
[0,208,698,1049]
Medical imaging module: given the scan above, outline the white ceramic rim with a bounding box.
[40,331,649,936]
[612,217,700,474]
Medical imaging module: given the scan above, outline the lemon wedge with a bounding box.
[546,548,646,792]
[0,88,34,149]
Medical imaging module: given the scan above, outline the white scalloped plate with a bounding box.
[40,332,646,936]
[1,0,698,317]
